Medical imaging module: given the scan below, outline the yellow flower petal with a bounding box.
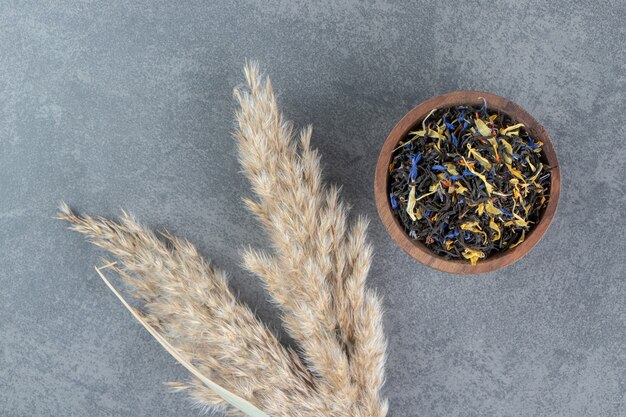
[489,219,501,240]
[422,108,437,132]
[510,230,526,248]
[528,163,544,184]
[499,138,514,164]
[454,183,468,195]
[467,144,492,170]
[507,164,525,181]
[461,221,487,242]
[475,118,493,137]
[525,155,536,171]
[429,128,443,139]
[513,218,529,228]
[462,157,494,196]
[406,186,417,221]
[501,123,525,135]
[413,183,440,203]
[485,200,502,216]
[444,163,459,175]
[461,221,482,231]
[487,137,500,160]
[462,248,485,266]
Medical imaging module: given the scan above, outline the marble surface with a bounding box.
[1,1,625,416]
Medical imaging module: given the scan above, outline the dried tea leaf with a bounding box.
[463,157,494,195]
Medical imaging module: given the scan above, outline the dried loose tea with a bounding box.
[388,101,551,265]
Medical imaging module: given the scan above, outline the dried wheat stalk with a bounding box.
[58,63,387,416]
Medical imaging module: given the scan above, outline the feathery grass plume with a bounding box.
[57,204,342,416]
[93,262,269,417]
[233,62,388,416]
[59,62,388,416]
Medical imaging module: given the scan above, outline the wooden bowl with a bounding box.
[374,91,560,274]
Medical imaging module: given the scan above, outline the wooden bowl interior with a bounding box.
[374,91,560,274]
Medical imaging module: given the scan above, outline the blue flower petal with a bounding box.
[480,97,488,113]
[389,193,398,210]
[409,153,422,181]
[444,230,460,239]
[497,206,512,217]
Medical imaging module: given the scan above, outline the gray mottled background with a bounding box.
[1,1,625,416]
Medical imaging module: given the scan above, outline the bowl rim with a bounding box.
[374,90,561,274]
